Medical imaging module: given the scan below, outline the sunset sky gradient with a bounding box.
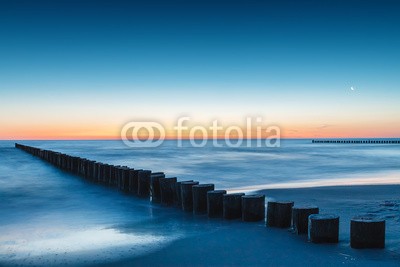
[1,0,399,139]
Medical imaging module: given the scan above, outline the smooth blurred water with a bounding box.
[4,139,400,189]
[0,139,399,265]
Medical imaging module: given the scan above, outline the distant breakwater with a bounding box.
[15,143,389,249]
[312,139,400,144]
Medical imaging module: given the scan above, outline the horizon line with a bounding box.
[3,137,400,141]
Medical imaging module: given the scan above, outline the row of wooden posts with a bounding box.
[15,143,386,249]
[312,139,399,144]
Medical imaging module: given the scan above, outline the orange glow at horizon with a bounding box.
[1,122,399,140]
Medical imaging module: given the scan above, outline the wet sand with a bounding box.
[108,184,400,267]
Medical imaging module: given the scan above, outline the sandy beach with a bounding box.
[96,185,400,267]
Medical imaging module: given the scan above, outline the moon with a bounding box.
[350,86,355,91]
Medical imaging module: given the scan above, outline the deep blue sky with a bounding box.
[1,0,399,138]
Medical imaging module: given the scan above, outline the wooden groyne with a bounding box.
[15,143,388,249]
[312,139,400,144]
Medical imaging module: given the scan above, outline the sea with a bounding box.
[0,139,399,265]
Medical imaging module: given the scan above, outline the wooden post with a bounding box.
[292,206,319,234]
[308,214,339,243]
[267,201,294,228]
[192,184,215,215]
[174,180,193,207]
[103,164,111,185]
[97,163,105,183]
[87,160,96,181]
[223,193,245,220]
[116,166,124,188]
[150,172,165,203]
[121,167,131,192]
[242,194,265,222]
[93,161,99,181]
[128,169,140,195]
[351,216,385,249]
[207,190,227,218]
[137,170,152,197]
[159,177,177,205]
[108,165,118,186]
[180,181,199,212]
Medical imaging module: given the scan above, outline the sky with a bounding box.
[0,0,399,139]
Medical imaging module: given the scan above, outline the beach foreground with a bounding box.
[106,185,400,267]
[0,143,399,266]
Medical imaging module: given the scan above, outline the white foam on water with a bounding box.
[227,170,400,193]
[0,226,179,265]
